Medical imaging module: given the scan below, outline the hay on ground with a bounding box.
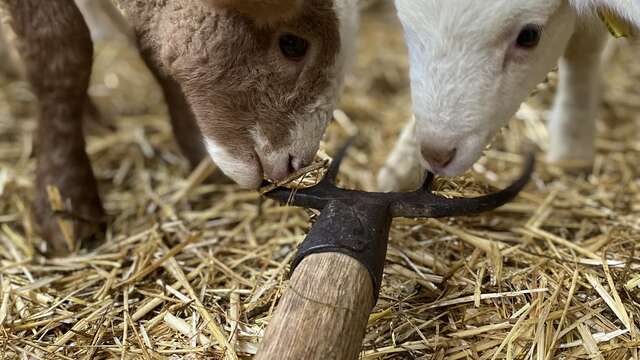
[0,3,638,359]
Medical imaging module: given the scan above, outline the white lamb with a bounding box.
[379,0,639,191]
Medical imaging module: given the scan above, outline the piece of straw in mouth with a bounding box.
[259,159,329,194]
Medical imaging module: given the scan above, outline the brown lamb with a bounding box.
[1,0,357,255]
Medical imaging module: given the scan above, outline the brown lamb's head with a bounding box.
[160,0,358,188]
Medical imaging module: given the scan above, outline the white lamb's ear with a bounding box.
[570,0,638,35]
[203,0,304,26]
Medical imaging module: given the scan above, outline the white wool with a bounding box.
[379,0,617,190]
[394,0,578,175]
[570,0,640,26]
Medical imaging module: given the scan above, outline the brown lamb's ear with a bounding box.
[203,0,304,26]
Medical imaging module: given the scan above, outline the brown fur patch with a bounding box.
[204,0,304,26]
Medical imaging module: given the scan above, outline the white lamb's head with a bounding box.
[395,0,577,175]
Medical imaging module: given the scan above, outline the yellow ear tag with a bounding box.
[598,8,633,38]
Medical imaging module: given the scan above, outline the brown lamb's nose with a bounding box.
[289,155,303,173]
[421,145,457,171]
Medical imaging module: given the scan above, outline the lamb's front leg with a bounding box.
[138,54,208,169]
[377,117,426,192]
[547,23,608,171]
[4,0,105,255]
[74,0,135,43]
[0,22,19,78]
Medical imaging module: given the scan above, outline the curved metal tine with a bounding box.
[266,188,330,210]
[421,171,435,192]
[392,154,535,218]
[263,186,294,203]
[321,137,356,185]
[263,184,331,209]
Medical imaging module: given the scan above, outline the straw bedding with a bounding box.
[0,3,638,359]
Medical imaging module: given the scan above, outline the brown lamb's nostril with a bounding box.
[289,155,303,173]
[421,146,457,170]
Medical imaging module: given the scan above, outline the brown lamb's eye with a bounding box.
[279,33,309,61]
[516,24,542,48]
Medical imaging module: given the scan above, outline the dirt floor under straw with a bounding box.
[1,3,639,359]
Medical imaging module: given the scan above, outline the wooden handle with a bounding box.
[257,253,375,360]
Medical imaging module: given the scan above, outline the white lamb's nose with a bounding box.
[420,144,457,173]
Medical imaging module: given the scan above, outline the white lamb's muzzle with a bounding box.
[416,129,492,176]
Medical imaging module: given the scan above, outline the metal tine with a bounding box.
[421,171,435,192]
[264,138,534,220]
[391,154,535,218]
[321,137,355,185]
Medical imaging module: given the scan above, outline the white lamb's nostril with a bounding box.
[421,145,457,172]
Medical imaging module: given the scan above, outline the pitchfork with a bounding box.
[256,140,534,360]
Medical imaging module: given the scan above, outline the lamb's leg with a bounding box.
[115,6,205,168]
[74,0,135,44]
[377,117,426,192]
[138,39,231,184]
[547,23,608,171]
[0,23,10,74]
[119,4,224,176]
[0,21,19,78]
[4,0,105,255]
[74,0,136,132]
[144,69,208,168]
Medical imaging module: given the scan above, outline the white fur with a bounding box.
[379,0,615,191]
[377,116,427,192]
[335,0,360,84]
[205,138,262,188]
[548,24,608,167]
[74,0,135,43]
[570,0,640,26]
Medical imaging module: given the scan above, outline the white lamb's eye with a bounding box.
[516,24,542,49]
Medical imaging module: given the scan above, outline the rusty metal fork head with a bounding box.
[262,140,534,298]
[264,139,535,219]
